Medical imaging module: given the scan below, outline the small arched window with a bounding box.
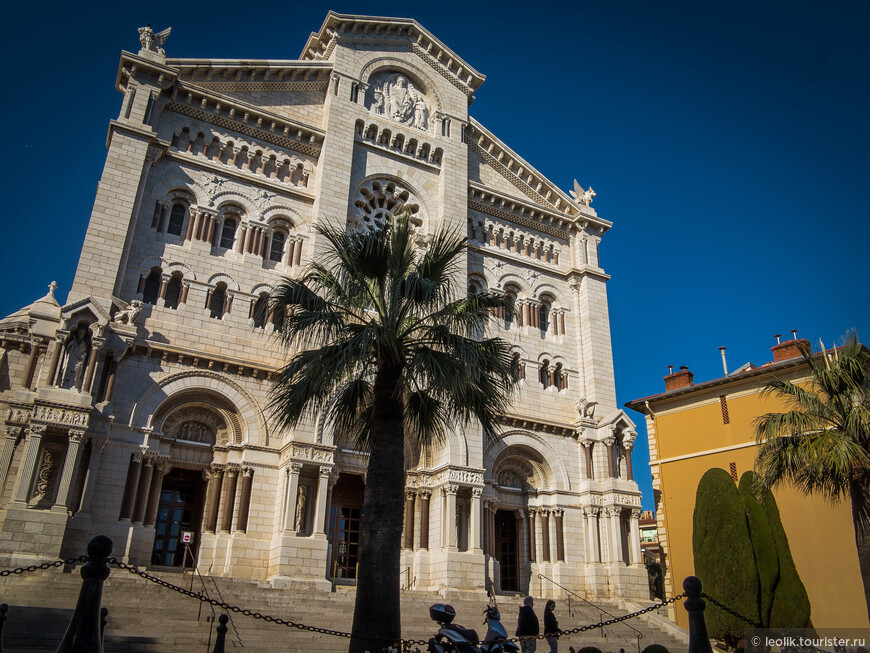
[219,218,237,249]
[209,282,227,319]
[167,203,186,236]
[269,232,286,262]
[504,286,519,326]
[142,267,162,305]
[164,272,182,310]
[252,292,269,328]
[539,299,552,332]
[539,359,550,389]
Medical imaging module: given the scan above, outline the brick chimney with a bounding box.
[772,339,811,362]
[664,366,694,391]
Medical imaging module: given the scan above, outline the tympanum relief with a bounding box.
[369,73,429,131]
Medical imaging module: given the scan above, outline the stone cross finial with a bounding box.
[48,281,57,297]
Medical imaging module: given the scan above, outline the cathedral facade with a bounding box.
[0,14,646,599]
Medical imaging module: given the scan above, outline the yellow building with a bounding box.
[626,337,868,630]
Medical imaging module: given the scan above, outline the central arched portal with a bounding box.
[151,468,206,567]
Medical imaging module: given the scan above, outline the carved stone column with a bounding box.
[82,336,104,394]
[13,425,46,504]
[21,341,42,389]
[144,462,168,526]
[554,509,565,562]
[52,429,85,512]
[0,427,22,496]
[236,468,254,533]
[77,438,106,516]
[470,488,482,552]
[46,338,63,387]
[624,443,634,481]
[283,463,301,532]
[528,508,537,562]
[582,440,594,480]
[607,507,623,563]
[314,466,331,536]
[102,356,119,403]
[403,490,416,550]
[540,509,551,563]
[204,466,224,533]
[418,490,430,549]
[131,458,154,523]
[584,507,600,563]
[629,508,642,565]
[444,485,458,549]
[220,468,238,532]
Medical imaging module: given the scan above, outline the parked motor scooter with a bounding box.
[427,602,521,653]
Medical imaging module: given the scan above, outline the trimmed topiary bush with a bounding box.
[693,468,760,638]
[641,645,671,653]
[754,475,810,628]
[738,472,779,626]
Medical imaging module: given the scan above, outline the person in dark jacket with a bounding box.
[544,600,560,653]
[516,596,540,653]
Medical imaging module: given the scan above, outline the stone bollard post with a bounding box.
[683,576,713,653]
[56,535,112,653]
[0,603,7,652]
[212,614,229,653]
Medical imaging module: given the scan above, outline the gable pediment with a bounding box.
[300,13,485,98]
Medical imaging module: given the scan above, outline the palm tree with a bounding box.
[754,331,870,619]
[268,212,516,653]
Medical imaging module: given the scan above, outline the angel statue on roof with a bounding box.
[138,25,171,55]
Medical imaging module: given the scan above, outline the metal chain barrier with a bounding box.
[701,592,763,629]
[108,558,354,639]
[0,556,85,577]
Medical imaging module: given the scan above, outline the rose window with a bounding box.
[349,180,423,233]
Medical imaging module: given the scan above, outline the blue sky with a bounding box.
[2,1,868,509]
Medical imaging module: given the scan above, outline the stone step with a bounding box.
[0,569,689,653]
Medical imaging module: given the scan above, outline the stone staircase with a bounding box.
[0,568,688,652]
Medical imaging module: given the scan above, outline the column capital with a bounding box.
[68,429,86,443]
[604,506,622,517]
[471,487,482,499]
[4,426,24,440]
[417,488,431,499]
[443,484,458,496]
[582,506,600,518]
[603,436,615,446]
[405,489,417,501]
[288,462,303,474]
[318,465,332,478]
[242,467,254,478]
[28,424,48,437]
[630,508,642,519]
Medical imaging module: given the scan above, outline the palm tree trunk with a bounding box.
[849,480,870,622]
[349,362,406,653]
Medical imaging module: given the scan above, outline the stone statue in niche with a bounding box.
[59,324,92,390]
[294,484,308,531]
[369,74,429,131]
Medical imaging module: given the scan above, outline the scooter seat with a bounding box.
[444,623,480,644]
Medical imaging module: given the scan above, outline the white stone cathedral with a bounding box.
[0,13,646,600]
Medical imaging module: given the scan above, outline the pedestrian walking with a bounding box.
[544,599,560,653]
[516,596,540,653]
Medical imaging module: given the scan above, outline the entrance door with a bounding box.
[495,510,519,592]
[151,469,204,567]
[328,474,365,581]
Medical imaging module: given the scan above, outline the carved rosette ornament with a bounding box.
[349,180,422,233]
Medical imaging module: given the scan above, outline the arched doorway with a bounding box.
[151,468,206,567]
[328,474,365,582]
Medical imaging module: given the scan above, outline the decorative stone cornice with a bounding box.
[166,81,325,158]
[498,413,575,438]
